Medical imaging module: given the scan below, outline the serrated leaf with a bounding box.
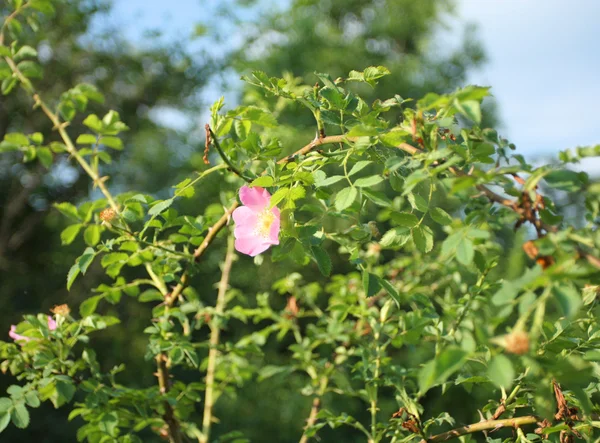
[80,295,103,317]
[348,161,372,176]
[66,263,80,290]
[430,208,452,225]
[60,224,82,245]
[355,175,384,188]
[250,176,274,188]
[334,187,357,211]
[83,225,101,247]
[380,227,411,248]
[269,188,288,208]
[316,175,345,187]
[311,246,331,276]
[413,226,434,253]
[391,212,419,228]
[148,199,174,217]
[11,403,29,429]
[362,272,382,297]
[378,278,401,308]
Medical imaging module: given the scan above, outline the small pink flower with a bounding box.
[47,316,57,331]
[9,316,57,344]
[232,186,281,257]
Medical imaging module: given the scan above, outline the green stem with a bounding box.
[207,126,252,183]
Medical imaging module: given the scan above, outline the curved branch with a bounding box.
[422,416,540,443]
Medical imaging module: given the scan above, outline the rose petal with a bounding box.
[234,236,272,257]
[232,206,258,238]
[239,186,271,210]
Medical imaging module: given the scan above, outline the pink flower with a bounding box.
[47,315,57,331]
[9,316,57,344]
[232,186,281,257]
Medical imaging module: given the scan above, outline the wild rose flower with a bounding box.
[9,316,57,343]
[232,186,280,257]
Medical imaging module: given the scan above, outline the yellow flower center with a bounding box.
[254,209,276,239]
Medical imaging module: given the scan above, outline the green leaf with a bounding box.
[24,392,40,409]
[316,175,344,187]
[362,272,382,297]
[2,77,18,95]
[380,227,411,249]
[430,208,453,225]
[391,212,419,228]
[54,379,75,407]
[11,403,29,429]
[4,133,28,146]
[13,45,38,62]
[139,289,163,303]
[413,226,434,253]
[82,114,102,132]
[60,224,82,245]
[29,0,56,14]
[100,253,128,268]
[16,61,42,79]
[80,295,103,317]
[544,169,585,192]
[250,176,274,188]
[0,398,11,414]
[348,161,372,176]
[75,134,97,145]
[347,125,378,137]
[37,147,53,168]
[0,412,10,433]
[378,278,401,308]
[454,99,481,124]
[78,247,96,274]
[487,355,514,389]
[83,225,101,247]
[419,347,469,394]
[334,187,357,211]
[361,189,391,206]
[354,175,384,188]
[66,263,80,291]
[553,284,582,319]
[101,136,123,150]
[310,246,331,276]
[456,237,474,265]
[148,199,174,217]
[269,188,288,208]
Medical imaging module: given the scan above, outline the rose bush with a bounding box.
[1,1,600,443]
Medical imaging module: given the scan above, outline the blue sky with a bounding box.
[105,0,600,169]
